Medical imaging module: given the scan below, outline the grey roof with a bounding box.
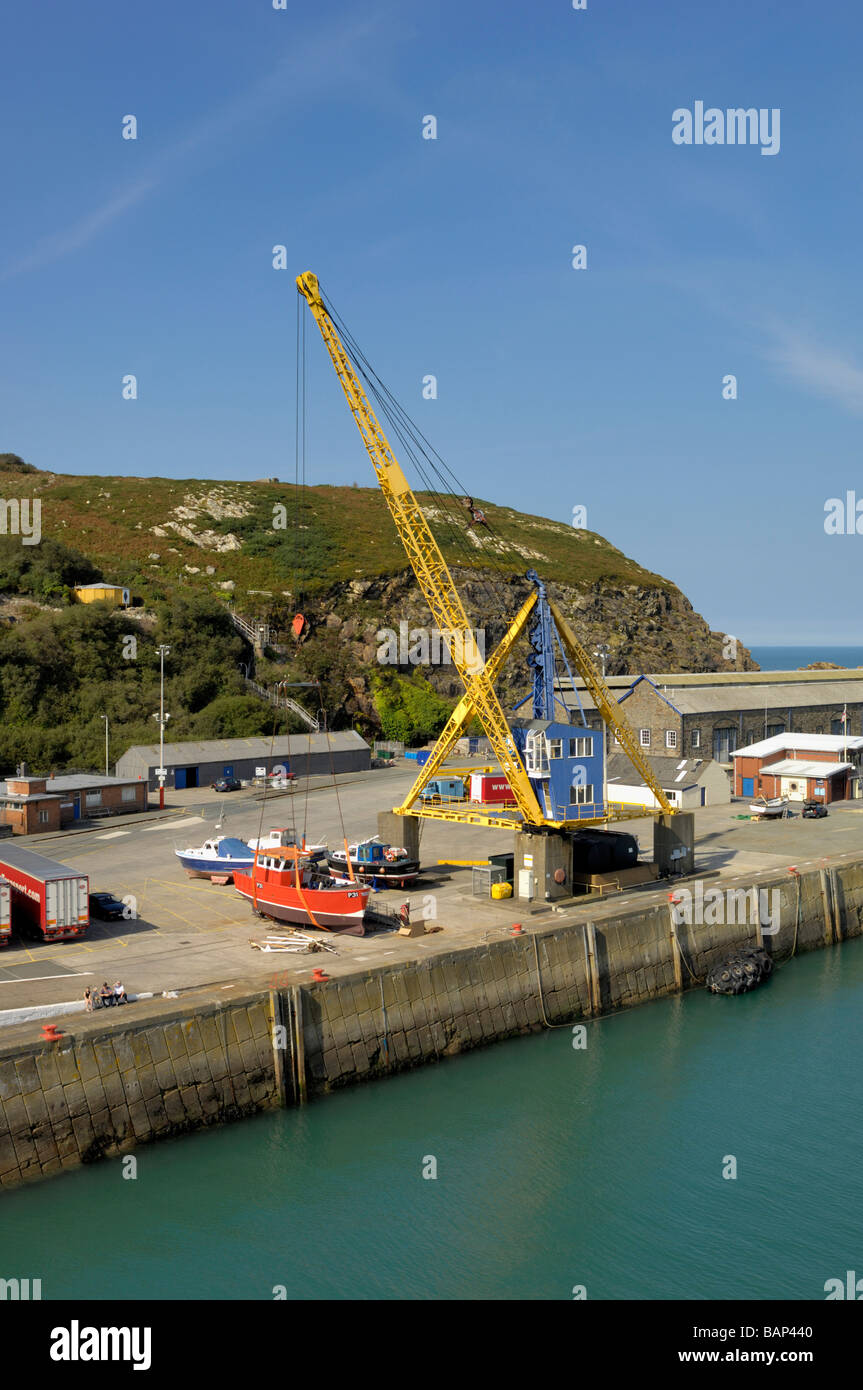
[45,774,143,790]
[563,677,863,716]
[0,789,65,804]
[118,731,369,764]
[654,681,863,714]
[0,774,140,797]
[571,669,863,688]
[605,752,717,787]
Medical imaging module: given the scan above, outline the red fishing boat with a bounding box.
[233,847,370,935]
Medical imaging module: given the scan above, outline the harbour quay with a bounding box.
[1,762,862,1188]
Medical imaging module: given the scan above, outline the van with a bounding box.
[419,777,466,804]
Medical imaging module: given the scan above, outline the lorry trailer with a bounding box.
[0,846,89,941]
[0,879,10,947]
[469,773,514,804]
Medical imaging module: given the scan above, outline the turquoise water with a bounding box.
[750,645,863,670]
[2,939,863,1300]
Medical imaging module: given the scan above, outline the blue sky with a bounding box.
[2,0,862,644]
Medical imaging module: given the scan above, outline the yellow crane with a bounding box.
[296,271,673,826]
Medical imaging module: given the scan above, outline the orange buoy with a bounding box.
[292,614,305,639]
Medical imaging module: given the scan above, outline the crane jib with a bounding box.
[295,271,674,826]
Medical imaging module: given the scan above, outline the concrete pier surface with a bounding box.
[0,760,860,1015]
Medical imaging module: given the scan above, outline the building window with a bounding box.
[639,729,650,747]
[572,784,594,805]
[39,810,50,824]
[666,730,677,749]
[831,718,847,736]
[121,786,136,802]
[547,739,563,759]
[713,727,737,763]
[85,790,102,806]
[568,737,594,757]
[766,723,785,739]
[691,729,701,749]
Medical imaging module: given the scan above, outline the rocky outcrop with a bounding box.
[281,566,756,731]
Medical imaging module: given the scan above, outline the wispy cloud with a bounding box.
[762,322,863,416]
[1,7,394,281]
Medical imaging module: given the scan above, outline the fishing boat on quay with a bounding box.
[327,837,419,887]
[233,846,371,934]
[176,827,326,881]
[175,837,257,881]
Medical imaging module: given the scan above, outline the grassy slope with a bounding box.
[15,464,673,605]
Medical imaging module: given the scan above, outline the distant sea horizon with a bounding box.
[749,645,863,671]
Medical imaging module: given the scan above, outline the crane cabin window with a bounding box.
[547,739,563,759]
[572,784,594,805]
[525,730,549,775]
[568,736,594,758]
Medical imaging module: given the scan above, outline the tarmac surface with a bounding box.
[0,761,861,1017]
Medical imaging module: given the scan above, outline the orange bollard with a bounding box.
[511,923,523,935]
[311,967,329,982]
[40,1023,62,1041]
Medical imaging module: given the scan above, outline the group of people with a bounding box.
[84,981,127,1011]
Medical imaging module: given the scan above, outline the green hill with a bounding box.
[0,451,756,764]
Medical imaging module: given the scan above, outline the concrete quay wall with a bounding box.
[2,858,862,1189]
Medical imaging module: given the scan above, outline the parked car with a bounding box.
[88,892,126,920]
[210,778,242,793]
[802,800,828,819]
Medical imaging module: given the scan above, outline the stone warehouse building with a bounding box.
[116,731,371,791]
[563,669,863,768]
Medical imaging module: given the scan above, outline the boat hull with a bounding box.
[233,873,370,933]
[176,854,254,880]
[326,855,419,885]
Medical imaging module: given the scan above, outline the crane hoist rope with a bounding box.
[296,270,544,825]
[295,270,674,824]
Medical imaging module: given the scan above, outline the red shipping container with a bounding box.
[470,773,513,803]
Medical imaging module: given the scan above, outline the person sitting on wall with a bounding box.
[84,987,94,1013]
[99,982,114,1007]
[114,981,128,1006]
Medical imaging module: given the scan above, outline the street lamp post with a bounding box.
[155,643,171,809]
[100,714,109,777]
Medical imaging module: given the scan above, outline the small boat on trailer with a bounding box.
[327,837,419,887]
[749,796,789,819]
[234,847,371,935]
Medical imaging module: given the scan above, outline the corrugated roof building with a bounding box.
[115,732,370,790]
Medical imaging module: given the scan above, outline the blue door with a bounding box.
[175,768,187,790]
[742,777,754,797]
[73,795,81,820]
